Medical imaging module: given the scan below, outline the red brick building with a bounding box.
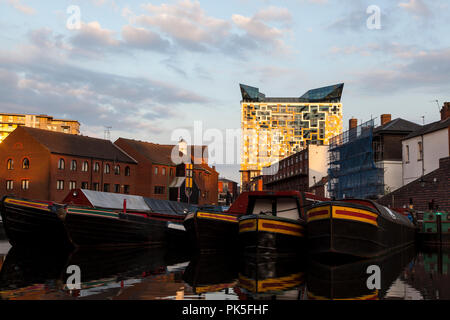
[0,127,137,202]
[378,157,450,212]
[218,178,239,206]
[114,138,219,206]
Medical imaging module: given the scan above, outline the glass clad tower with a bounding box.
[240,83,344,189]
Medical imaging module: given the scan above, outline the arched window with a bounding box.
[125,166,131,177]
[22,158,30,169]
[114,165,120,175]
[104,164,110,174]
[82,161,89,172]
[7,159,14,170]
[58,158,65,170]
[94,162,100,172]
[70,160,77,171]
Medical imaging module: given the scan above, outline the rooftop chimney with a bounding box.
[381,114,392,126]
[441,102,450,120]
[349,118,358,130]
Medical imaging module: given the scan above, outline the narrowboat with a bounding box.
[307,199,416,259]
[238,192,311,256]
[0,194,189,248]
[185,191,323,254]
[183,209,239,253]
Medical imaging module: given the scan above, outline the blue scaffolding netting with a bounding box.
[328,119,384,200]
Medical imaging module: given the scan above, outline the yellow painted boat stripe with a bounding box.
[257,219,304,237]
[307,206,330,222]
[307,290,379,300]
[4,198,50,212]
[197,212,238,223]
[239,219,257,233]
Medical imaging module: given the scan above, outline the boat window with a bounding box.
[252,199,273,215]
[385,207,398,220]
[277,198,299,220]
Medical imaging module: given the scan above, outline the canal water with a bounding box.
[0,239,448,300]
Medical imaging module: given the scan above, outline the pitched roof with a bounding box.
[374,118,422,134]
[403,117,450,140]
[20,127,136,163]
[115,138,207,166]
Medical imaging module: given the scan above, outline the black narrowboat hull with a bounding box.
[184,211,239,253]
[307,202,416,259]
[1,196,176,248]
[0,197,72,248]
[238,215,306,256]
[63,207,167,248]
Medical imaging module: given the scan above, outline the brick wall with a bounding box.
[378,157,450,211]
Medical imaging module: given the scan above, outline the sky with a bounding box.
[0,0,449,182]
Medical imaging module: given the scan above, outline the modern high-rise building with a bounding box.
[0,113,80,143]
[239,83,344,190]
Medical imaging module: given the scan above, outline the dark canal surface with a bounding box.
[0,239,449,300]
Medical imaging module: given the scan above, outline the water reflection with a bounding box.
[0,241,449,300]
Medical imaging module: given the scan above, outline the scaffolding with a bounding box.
[328,119,384,200]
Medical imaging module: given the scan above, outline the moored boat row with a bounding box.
[184,192,417,259]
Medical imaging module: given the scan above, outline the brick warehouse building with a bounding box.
[114,138,219,206]
[0,127,137,202]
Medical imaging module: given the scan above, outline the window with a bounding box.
[418,141,423,161]
[22,158,30,169]
[94,162,100,172]
[162,168,166,176]
[7,159,13,170]
[115,184,121,193]
[124,185,130,194]
[154,186,165,195]
[114,165,120,175]
[70,160,77,171]
[69,181,77,190]
[81,182,89,189]
[93,183,99,191]
[170,168,174,177]
[82,161,89,172]
[405,145,410,163]
[57,180,64,190]
[154,167,158,175]
[104,184,110,192]
[58,158,65,170]
[125,166,131,177]
[21,180,29,190]
[6,180,13,190]
[104,164,110,174]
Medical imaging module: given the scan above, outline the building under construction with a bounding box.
[328,119,384,200]
[328,115,422,200]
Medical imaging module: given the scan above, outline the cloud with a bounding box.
[129,0,291,56]
[121,25,171,51]
[0,33,210,137]
[356,47,450,92]
[5,0,35,15]
[398,0,432,17]
[136,0,231,51]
